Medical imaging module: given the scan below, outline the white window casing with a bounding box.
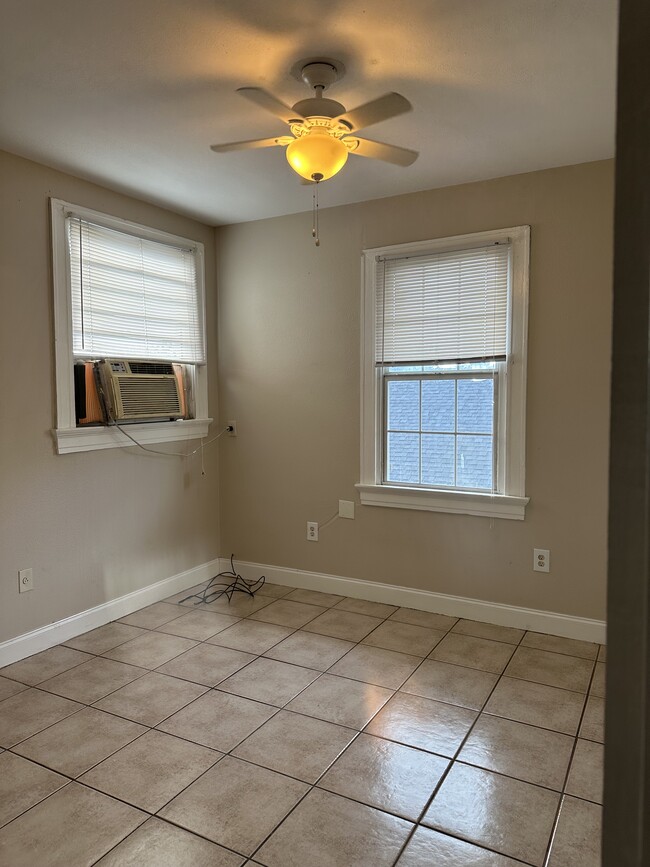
[51,198,211,453]
[357,226,530,520]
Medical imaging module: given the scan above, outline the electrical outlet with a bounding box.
[18,568,34,593]
[227,420,238,437]
[533,548,550,573]
[307,521,318,542]
[338,499,355,519]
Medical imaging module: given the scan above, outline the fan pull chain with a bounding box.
[311,182,319,246]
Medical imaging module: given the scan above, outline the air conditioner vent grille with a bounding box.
[116,377,182,417]
[128,361,175,375]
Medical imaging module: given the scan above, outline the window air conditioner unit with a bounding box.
[98,359,184,421]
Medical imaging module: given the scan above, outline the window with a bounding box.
[51,199,211,453]
[358,226,530,519]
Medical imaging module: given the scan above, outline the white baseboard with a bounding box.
[0,555,606,667]
[0,559,221,667]
[225,558,607,645]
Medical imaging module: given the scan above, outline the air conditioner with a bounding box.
[98,359,184,421]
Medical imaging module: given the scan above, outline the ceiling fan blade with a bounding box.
[237,87,304,124]
[210,136,293,153]
[335,92,412,132]
[348,137,418,166]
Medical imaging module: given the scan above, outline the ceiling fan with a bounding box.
[210,58,418,184]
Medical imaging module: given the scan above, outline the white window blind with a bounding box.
[67,216,205,364]
[376,243,510,365]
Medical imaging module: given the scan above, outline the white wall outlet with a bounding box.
[533,548,550,573]
[18,568,34,593]
[307,521,319,542]
[227,420,238,437]
[338,499,355,519]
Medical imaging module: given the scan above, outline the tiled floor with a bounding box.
[0,582,605,866]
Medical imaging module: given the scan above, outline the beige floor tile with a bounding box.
[579,695,605,743]
[590,662,606,698]
[201,594,275,617]
[598,645,606,662]
[0,753,68,828]
[458,714,574,789]
[429,633,515,674]
[566,739,604,803]
[389,608,458,632]
[362,620,446,657]
[423,763,560,866]
[0,675,28,702]
[319,733,448,820]
[208,619,294,654]
[233,709,355,783]
[328,644,421,689]
[119,602,186,629]
[284,588,345,607]
[451,619,525,645]
[401,659,498,710]
[63,622,148,654]
[286,673,393,729]
[94,671,208,726]
[0,645,92,686]
[248,599,326,628]
[217,657,320,706]
[505,647,594,692]
[12,706,146,777]
[156,609,240,640]
[255,582,294,598]
[80,729,221,812]
[366,692,477,757]
[302,608,383,641]
[521,632,599,660]
[547,795,602,867]
[396,826,523,866]
[264,631,354,670]
[39,657,146,704]
[159,756,308,856]
[484,676,586,735]
[334,597,398,618]
[96,817,245,866]
[0,688,83,747]
[164,584,209,604]
[0,782,146,867]
[157,643,255,687]
[157,690,277,751]
[256,787,412,867]
[103,632,198,669]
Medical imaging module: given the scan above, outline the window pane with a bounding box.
[457,435,493,489]
[422,379,456,432]
[387,433,420,483]
[387,380,420,431]
[422,435,455,486]
[457,378,494,434]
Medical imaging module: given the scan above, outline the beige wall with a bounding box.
[217,160,613,621]
[0,150,219,643]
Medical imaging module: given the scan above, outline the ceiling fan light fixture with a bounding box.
[286,127,348,181]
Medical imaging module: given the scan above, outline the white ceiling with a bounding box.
[0,0,617,225]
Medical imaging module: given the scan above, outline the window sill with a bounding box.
[355,483,529,520]
[54,418,213,455]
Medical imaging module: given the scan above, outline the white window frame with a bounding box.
[357,226,530,520]
[51,198,211,454]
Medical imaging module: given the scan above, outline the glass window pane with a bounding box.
[387,433,420,483]
[422,379,456,432]
[457,378,494,434]
[457,435,493,489]
[387,380,420,431]
[422,435,455,486]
